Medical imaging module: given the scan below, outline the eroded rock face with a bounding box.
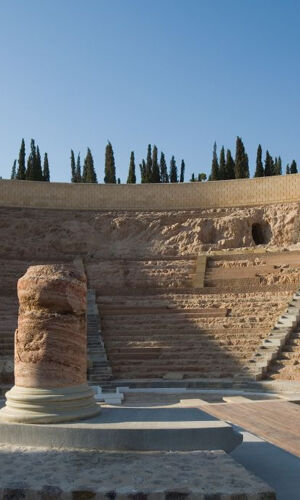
[15,265,87,388]
[0,203,299,262]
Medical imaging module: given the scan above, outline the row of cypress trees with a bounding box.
[209,137,249,180]
[209,137,298,181]
[254,145,297,176]
[70,143,186,184]
[10,137,298,183]
[138,145,185,183]
[70,142,119,184]
[11,139,50,181]
[70,148,98,183]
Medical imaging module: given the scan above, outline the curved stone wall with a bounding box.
[1,174,300,211]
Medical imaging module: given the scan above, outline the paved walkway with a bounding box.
[197,399,300,457]
[2,393,300,499]
[122,392,300,457]
[121,392,300,499]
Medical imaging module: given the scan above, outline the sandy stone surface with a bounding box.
[15,264,87,388]
[0,444,275,499]
[0,203,299,261]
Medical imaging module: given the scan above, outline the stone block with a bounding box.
[0,445,275,499]
[163,372,184,380]
[0,407,243,453]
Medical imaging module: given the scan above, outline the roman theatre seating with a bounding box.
[86,251,300,381]
[1,250,300,392]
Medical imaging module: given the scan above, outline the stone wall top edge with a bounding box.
[1,173,300,187]
[0,200,299,212]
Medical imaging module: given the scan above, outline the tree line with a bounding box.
[11,139,50,181]
[10,137,298,183]
[70,143,188,184]
[208,136,298,180]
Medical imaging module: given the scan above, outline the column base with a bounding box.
[0,384,101,424]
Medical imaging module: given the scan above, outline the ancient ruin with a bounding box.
[0,264,100,423]
[1,178,300,390]
[1,177,300,498]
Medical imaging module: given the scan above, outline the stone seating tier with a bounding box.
[2,251,300,384]
[87,252,300,381]
[97,290,291,380]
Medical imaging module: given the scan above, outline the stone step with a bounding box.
[103,333,265,342]
[100,307,228,316]
[87,288,113,386]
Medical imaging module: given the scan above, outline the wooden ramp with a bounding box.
[198,399,300,457]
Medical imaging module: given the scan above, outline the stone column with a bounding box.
[0,264,100,423]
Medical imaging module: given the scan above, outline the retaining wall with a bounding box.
[0,174,300,210]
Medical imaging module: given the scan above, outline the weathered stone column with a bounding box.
[0,264,100,423]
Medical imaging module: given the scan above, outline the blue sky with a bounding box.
[0,0,299,182]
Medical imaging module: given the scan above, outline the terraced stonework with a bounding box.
[1,203,300,385]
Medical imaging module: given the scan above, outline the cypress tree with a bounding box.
[76,154,82,182]
[169,156,178,182]
[16,139,26,180]
[277,156,282,175]
[70,150,76,182]
[43,153,50,181]
[219,146,226,180]
[145,144,152,182]
[11,160,17,179]
[286,164,290,175]
[225,149,235,179]
[26,139,36,180]
[35,146,43,180]
[273,156,282,176]
[190,173,195,182]
[235,137,249,178]
[160,152,168,182]
[127,151,136,183]
[180,160,185,182]
[210,142,219,180]
[152,145,160,182]
[290,160,298,174]
[26,155,33,180]
[82,148,97,183]
[254,144,264,177]
[104,142,116,183]
[117,178,121,184]
[264,150,274,176]
[140,160,146,183]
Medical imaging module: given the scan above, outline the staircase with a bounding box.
[267,328,300,380]
[86,289,113,390]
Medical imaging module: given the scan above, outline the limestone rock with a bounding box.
[0,203,299,262]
